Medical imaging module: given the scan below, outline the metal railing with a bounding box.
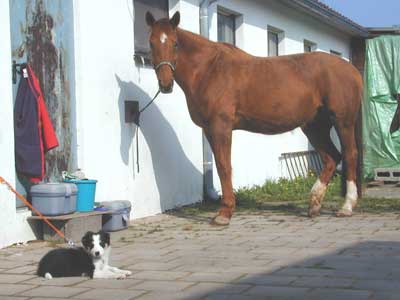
[281,150,323,180]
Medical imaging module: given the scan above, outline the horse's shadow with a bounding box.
[116,75,202,211]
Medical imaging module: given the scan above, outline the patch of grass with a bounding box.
[174,174,400,216]
[235,173,341,210]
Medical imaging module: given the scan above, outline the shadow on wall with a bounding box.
[115,75,202,210]
[181,240,398,299]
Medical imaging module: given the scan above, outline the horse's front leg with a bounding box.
[205,120,234,226]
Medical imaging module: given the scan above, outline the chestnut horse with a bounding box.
[146,12,363,225]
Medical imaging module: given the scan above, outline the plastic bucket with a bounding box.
[64,179,97,212]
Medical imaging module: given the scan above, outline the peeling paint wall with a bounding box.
[0,0,36,249]
[10,0,76,183]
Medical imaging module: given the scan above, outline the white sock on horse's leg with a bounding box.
[342,180,358,212]
[311,179,327,203]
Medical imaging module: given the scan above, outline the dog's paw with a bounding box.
[116,273,127,280]
[122,270,132,276]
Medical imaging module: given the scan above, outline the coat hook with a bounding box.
[12,61,27,84]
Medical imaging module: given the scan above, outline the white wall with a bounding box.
[72,0,203,219]
[208,0,351,190]
[0,0,36,248]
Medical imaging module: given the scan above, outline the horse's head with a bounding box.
[146,11,180,94]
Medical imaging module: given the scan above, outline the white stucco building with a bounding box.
[0,0,368,248]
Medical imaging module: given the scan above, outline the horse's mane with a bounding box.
[177,28,245,55]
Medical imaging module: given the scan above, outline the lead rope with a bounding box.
[0,176,75,247]
[135,89,161,173]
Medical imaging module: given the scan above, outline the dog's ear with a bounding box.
[99,230,110,246]
[81,231,93,248]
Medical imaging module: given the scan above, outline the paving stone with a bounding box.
[370,292,400,300]
[182,272,244,283]
[273,267,336,277]
[0,261,29,269]
[29,298,77,300]
[353,279,400,291]
[0,283,36,296]
[74,288,146,300]
[75,278,143,289]
[183,282,251,295]
[306,288,372,300]
[18,286,88,298]
[0,297,29,300]
[291,276,355,288]
[0,274,35,284]
[24,276,88,286]
[4,265,37,275]
[129,280,194,292]
[237,274,298,286]
[128,261,181,271]
[131,271,189,281]
[204,294,273,300]
[134,291,204,300]
[225,266,276,274]
[244,285,310,298]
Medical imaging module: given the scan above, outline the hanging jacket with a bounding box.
[14,65,59,182]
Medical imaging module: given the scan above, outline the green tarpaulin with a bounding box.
[363,35,400,178]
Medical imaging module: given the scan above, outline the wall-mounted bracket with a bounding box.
[124,100,139,125]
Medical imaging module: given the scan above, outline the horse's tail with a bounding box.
[355,105,363,198]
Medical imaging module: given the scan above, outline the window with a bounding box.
[134,0,169,62]
[304,40,316,53]
[268,31,279,56]
[268,26,284,56]
[218,10,236,45]
[330,50,342,57]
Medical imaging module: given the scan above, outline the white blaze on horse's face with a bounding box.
[146,11,180,94]
[160,32,168,44]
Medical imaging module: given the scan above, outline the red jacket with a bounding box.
[14,65,59,182]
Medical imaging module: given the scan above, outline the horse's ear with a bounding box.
[146,11,155,27]
[170,11,180,29]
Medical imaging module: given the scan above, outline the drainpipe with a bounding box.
[200,0,219,201]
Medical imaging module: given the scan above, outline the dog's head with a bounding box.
[81,230,110,258]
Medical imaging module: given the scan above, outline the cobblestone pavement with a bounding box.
[0,210,400,300]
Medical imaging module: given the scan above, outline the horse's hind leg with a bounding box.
[302,119,341,217]
[335,124,359,217]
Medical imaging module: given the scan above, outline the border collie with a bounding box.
[37,231,132,279]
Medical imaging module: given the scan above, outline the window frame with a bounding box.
[303,40,316,53]
[268,30,279,56]
[267,26,284,57]
[133,0,169,66]
[217,8,237,46]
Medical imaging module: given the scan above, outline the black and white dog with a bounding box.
[37,231,132,279]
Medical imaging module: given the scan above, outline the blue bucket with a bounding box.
[64,179,97,212]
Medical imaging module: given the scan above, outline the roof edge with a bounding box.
[279,0,369,38]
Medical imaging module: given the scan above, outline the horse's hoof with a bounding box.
[211,215,231,226]
[336,209,353,217]
[308,203,321,218]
